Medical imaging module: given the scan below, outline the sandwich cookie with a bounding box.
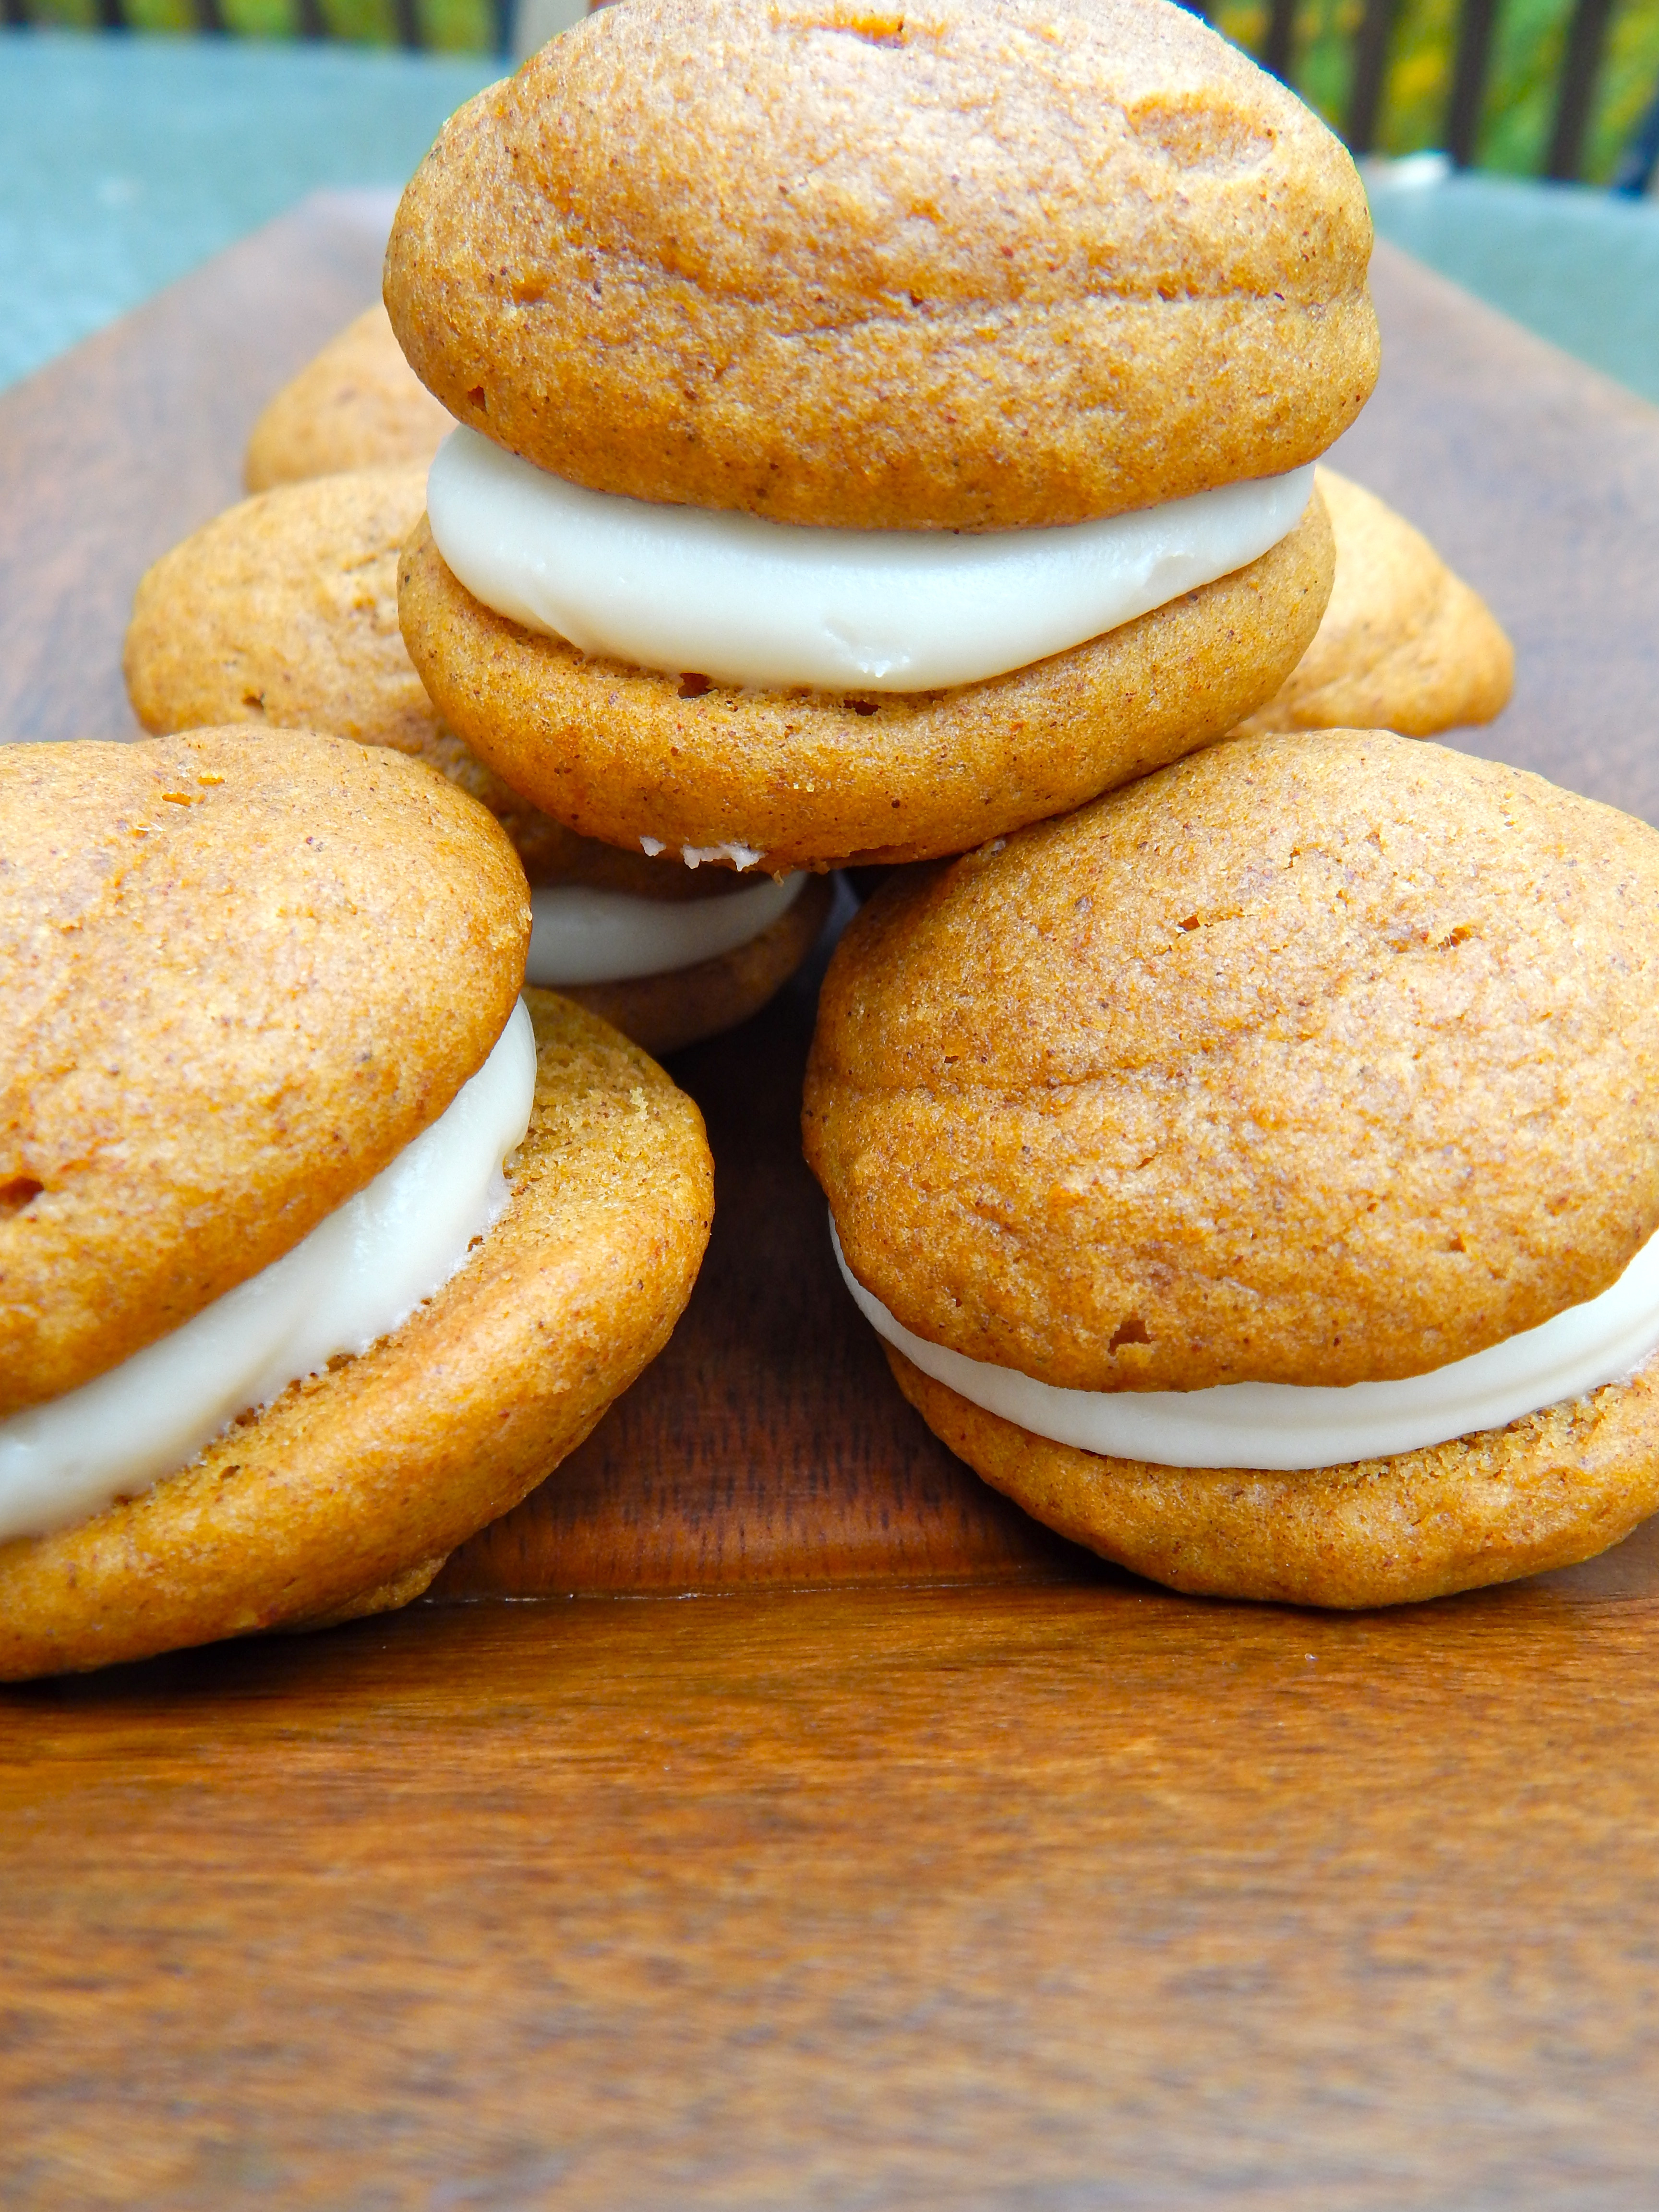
[1233,469,1514,739]
[123,468,831,1057]
[805,731,1659,1608]
[386,0,1375,874]
[0,730,713,1677]
[844,468,1514,904]
[244,304,455,493]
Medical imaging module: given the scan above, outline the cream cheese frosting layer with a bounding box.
[831,1218,1659,1471]
[427,428,1316,694]
[0,1003,538,1543]
[528,872,805,986]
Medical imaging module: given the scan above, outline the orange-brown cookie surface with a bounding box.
[385,0,1378,530]
[890,1346,1659,1610]
[244,304,454,492]
[123,468,760,904]
[0,991,713,1679]
[0,729,528,1417]
[804,731,1659,1392]
[1233,468,1515,738]
[399,493,1335,873]
[127,465,443,758]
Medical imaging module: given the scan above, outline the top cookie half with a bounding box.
[385,0,1379,530]
[0,730,529,1418]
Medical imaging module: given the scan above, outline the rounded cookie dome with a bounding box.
[385,0,1379,530]
[1232,469,1515,739]
[0,728,529,1417]
[126,468,445,761]
[122,466,652,890]
[804,731,1659,1391]
[243,305,454,493]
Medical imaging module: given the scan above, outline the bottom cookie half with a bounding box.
[0,992,713,1679]
[887,1345,1659,1609]
[398,496,1334,875]
[1231,469,1514,741]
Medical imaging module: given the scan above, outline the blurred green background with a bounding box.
[1215,0,1659,182]
[18,0,496,46]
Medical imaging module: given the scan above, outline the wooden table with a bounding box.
[4,196,1659,2207]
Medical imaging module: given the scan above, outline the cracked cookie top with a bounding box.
[0,728,529,1416]
[805,731,1659,1390]
[385,0,1378,530]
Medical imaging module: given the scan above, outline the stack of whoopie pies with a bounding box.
[12,0,1641,1685]
[370,0,1631,1614]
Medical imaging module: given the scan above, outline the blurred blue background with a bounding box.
[0,36,494,391]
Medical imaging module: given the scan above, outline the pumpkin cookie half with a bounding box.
[805,731,1659,1608]
[0,730,711,1678]
[834,466,1516,906]
[244,304,455,492]
[387,0,1373,872]
[1232,468,1514,739]
[124,468,831,1057]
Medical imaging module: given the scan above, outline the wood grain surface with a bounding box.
[7,1548,1659,2209]
[1330,249,1659,820]
[5,194,1659,2207]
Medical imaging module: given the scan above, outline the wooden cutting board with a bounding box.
[6,193,1659,2209]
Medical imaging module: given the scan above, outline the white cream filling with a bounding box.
[831,1217,1659,1472]
[0,1002,538,1543]
[641,839,767,873]
[427,427,1315,693]
[528,872,805,986]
